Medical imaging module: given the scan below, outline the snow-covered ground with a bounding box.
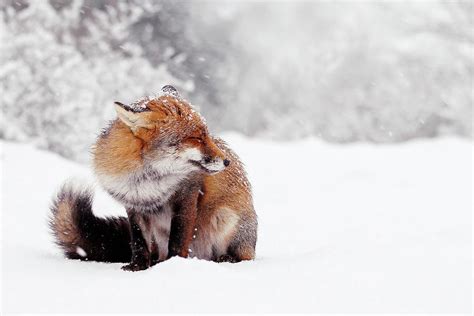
[1,135,471,313]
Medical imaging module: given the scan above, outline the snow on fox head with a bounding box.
[108,85,229,176]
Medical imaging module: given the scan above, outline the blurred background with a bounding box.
[0,0,472,162]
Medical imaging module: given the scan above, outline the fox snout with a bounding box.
[203,155,230,166]
[197,154,230,174]
[198,138,231,173]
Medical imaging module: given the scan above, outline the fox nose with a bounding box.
[223,159,230,167]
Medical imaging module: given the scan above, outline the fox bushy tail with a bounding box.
[49,182,131,263]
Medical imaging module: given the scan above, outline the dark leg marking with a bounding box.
[168,214,190,258]
[150,238,160,266]
[122,212,151,271]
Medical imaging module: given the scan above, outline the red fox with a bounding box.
[50,85,257,271]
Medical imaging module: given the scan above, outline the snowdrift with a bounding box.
[1,135,471,313]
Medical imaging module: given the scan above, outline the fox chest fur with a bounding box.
[98,164,191,212]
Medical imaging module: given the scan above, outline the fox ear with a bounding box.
[161,85,180,98]
[114,102,154,131]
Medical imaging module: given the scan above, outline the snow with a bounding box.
[75,246,87,258]
[1,135,471,313]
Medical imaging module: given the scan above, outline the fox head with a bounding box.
[113,85,230,176]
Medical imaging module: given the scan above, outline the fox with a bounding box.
[49,85,257,271]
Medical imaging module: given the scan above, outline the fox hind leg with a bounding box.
[218,214,257,263]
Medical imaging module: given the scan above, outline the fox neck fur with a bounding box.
[93,119,202,213]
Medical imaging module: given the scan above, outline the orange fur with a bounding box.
[92,91,257,264]
[93,96,212,176]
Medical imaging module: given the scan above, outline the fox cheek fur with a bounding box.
[49,85,257,271]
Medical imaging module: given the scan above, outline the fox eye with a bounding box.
[188,137,203,143]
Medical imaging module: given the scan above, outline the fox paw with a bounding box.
[217,254,238,263]
[121,262,149,272]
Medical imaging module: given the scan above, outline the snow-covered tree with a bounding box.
[0,0,471,162]
[0,0,186,161]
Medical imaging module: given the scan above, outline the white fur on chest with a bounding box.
[95,147,201,210]
[97,171,185,210]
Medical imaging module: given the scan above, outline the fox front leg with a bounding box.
[122,210,151,271]
[168,190,199,259]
